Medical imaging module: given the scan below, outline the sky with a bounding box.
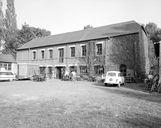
[13,0,161,35]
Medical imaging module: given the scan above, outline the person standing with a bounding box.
[71,70,76,81]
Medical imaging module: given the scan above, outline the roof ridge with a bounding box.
[49,20,137,37]
[18,20,140,50]
[95,20,137,29]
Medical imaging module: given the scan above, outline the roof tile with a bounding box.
[0,54,16,63]
[18,21,141,50]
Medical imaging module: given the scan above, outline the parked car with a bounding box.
[0,71,16,81]
[104,71,125,87]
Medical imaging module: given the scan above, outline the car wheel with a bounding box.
[104,83,108,86]
[122,82,125,86]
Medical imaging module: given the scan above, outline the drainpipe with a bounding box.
[133,41,136,79]
[66,44,68,69]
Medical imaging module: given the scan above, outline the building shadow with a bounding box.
[92,82,161,104]
[120,112,161,128]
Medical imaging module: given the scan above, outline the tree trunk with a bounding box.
[159,41,161,84]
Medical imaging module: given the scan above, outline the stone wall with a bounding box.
[105,34,139,77]
[138,29,150,77]
[16,32,149,78]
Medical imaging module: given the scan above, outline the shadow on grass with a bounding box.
[121,113,161,128]
[92,82,161,104]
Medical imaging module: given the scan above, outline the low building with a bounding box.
[0,54,17,74]
[17,21,150,79]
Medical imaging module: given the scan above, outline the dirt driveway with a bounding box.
[0,79,161,128]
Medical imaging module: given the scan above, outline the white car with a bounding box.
[104,71,125,87]
[0,71,16,81]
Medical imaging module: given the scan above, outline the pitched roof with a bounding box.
[18,21,141,50]
[0,54,16,63]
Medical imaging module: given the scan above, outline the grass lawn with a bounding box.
[0,79,161,128]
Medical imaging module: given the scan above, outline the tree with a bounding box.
[83,25,93,30]
[5,0,17,32]
[145,22,161,42]
[16,24,51,47]
[2,29,18,56]
[0,0,5,28]
[145,23,158,35]
[144,23,161,57]
[2,24,51,57]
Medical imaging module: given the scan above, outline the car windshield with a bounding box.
[107,72,116,77]
[0,72,13,75]
[118,73,123,76]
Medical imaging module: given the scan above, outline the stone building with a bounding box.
[17,21,150,79]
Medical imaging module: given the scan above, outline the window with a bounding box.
[118,73,123,77]
[80,66,88,74]
[33,51,36,60]
[4,63,7,70]
[59,48,64,63]
[70,47,75,57]
[81,45,86,56]
[49,49,53,59]
[8,63,11,70]
[39,67,46,75]
[94,65,104,75]
[0,63,12,71]
[70,66,77,72]
[41,50,45,59]
[96,43,102,55]
[0,63,2,69]
[107,72,116,77]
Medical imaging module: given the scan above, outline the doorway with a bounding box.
[48,67,53,79]
[56,67,65,79]
[39,67,46,75]
[120,64,127,76]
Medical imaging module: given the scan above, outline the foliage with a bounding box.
[83,25,93,30]
[16,24,51,47]
[78,41,105,77]
[2,30,18,56]
[144,23,161,57]
[150,29,161,43]
[145,23,158,35]
[144,22,161,42]
[2,24,51,57]
[5,0,17,31]
[145,74,161,93]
